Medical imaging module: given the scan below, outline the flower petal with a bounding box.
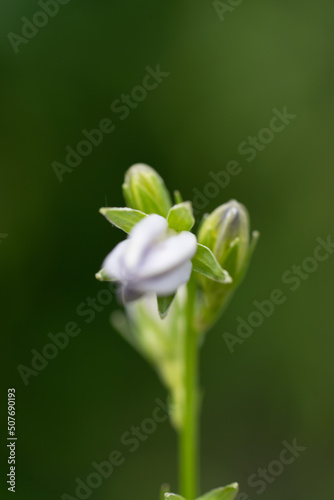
[137,232,197,279]
[125,214,168,270]
[102,240,130,280]
[134,261,193,296]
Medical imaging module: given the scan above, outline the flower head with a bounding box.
[103,214,197,302]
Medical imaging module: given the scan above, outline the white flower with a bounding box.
[103,214,197,301]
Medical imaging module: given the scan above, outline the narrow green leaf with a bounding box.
[250,230,260,256]
[157,294,176,319]
[196,483,239,500]
[192,244,232,283]
[238,230,260,282]
[167,202,195,232]
[174,190,183,204]
[95,269,115,282]
[99,207,147,233]
[164,494,185,500]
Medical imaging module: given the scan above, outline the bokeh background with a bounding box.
[1,0,334,499]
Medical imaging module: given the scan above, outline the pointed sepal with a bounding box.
[95,268,115,282]
[192,244,232,283]
[167,202,195,232]
[99,207,147,233]
[157,294,176,319]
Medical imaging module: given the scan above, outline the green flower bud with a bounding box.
[197,200,259,329]
[122,163,172,217]
[198,200,251,282]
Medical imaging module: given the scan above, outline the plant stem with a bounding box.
[180,277,199,500]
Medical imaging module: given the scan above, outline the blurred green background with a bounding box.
[1,0,334,498]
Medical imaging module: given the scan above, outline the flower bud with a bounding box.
[197,200,259,329]
[198,200,251,283]
[122,163,172,217]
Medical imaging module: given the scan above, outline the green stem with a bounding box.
[180,277,199,500]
